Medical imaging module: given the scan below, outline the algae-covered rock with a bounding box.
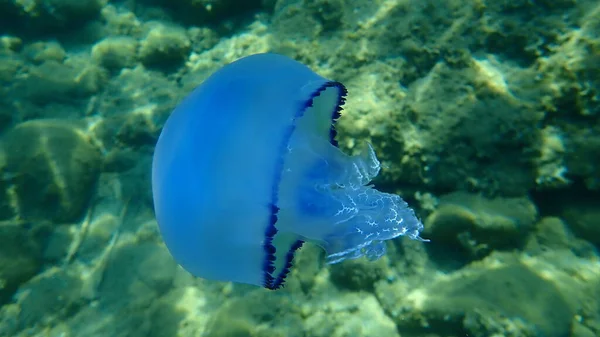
[0,53,23,84]
[8,267,84,333]
[136,0,270,26]
[303,0,345,31]
[187,27,220,53]
[205,290,398,337]
[96,241,177,306]
[0,35,22,52]
[424,191,538,259]
[534,7,600,190]
[139,22,191,70]
[0,0,104,37]
[561,201,600,247]
[92,36,139,71]
[399,59,543,195]
[115,109,161,147]
[481,0,578,67]
[274,0,344,33]
[377,251,585,337]
[0,120,102,223]
[424,259,574,337]
[103,148,140,173]
[565,126,600,190]
[0,53,21,131]
[535,126,570,188]
[329,257,387,291]
[0,37,22,131]
[17,59,107,104]
[572,322,597,337]
[282,243,322,293]
[303,293,399,337]
[22,41,66,65]
[100,4,144,37]
[204,315,257,337]
[271,0,325,40]
[91,66,178,151]
[525,217,573,253]
[204,291,303,337]
[0,221,47,305]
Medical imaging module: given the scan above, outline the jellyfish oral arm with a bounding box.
[277,131,427,264]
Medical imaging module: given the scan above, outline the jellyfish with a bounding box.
[151,53,426,290]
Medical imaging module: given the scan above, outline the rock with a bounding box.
[390,58,543,195]
[92,36,139,71]
[304,0,345,31]
[424,192,537,259]
[115,110,161,147]
[523,216,597,258]
[566,127,600,190]
[535,126,570,188]
[525,217,572,253]
[329,257,387,291]
[0,221,47,305]
[378,252,585,337]
[42,224,74,263]
[571,320,597,337]
[204,289,303,337]
[561,201,600,247]
[187,27,220,53]
[103,148,139,173]
[0,120,102,223]
[96,242,177,307]
[10,267,84,332]
[17,59,107,104]
[0,35,22,52]
[304,293,399,337]
[22,41,66,64]
[0,0,104,36]
[0,53,23,84]
[135,0,269,27]
[0,53,21,132]
[139,22,191,70]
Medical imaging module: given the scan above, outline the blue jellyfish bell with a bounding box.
[152,53,427,290]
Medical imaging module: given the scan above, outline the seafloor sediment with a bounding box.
[0,1,598,337]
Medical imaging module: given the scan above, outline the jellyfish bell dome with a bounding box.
[151,53,426,290]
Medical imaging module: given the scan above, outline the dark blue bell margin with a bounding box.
[262,81,347,290]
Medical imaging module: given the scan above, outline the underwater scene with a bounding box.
[0,0,599,336]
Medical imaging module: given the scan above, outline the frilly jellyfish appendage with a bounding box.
[277,133,428,265]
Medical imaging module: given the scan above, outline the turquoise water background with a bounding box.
[0,1,599,336]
